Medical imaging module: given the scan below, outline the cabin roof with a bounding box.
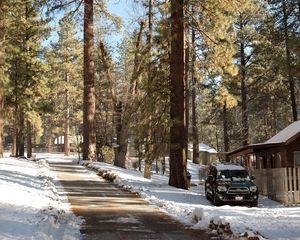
[188,143,217,154]
[227,121,300,157]
[264,120,300,144]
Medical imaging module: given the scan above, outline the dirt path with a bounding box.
[49,160,213,240]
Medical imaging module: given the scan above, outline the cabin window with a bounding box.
[271,153,282,168]
[275,153,282,168]
[294,151,300,167]
[257,156,266,169]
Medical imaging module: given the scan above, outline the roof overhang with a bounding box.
[227,142,282,158]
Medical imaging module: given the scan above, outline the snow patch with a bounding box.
[0,155,83,240]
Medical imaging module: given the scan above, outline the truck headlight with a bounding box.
[250,186,257,192]
[217,186,227,192]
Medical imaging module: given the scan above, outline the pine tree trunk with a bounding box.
[47,136,53,153]
[13,59,19,157]
[26,120,32,158]
[169,0,188,189]
[184,20,189,163]
[0,0,5,158]
[144,163,151,179]
[24,3,31,159]
[282,0,297,121]
[162,156,166,175]
[115,126,128,168]
[144,0,153,179]
[114,102,127,168]
[12,131,17,157]
[223,101,229,161]
[114,22,144,169]
[0,73,3,158]
[191,25,199,164]
[18,112,25,157]
[99,43,128,168]
[240,33,249,146]
[83,0,96,160]
[64,73,70,156]
[271,98,277,135]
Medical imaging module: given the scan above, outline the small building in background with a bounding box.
[53,135,82,152]
[188,143,218,165]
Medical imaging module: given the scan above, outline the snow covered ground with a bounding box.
[83,159,300,240]
[2,152,300,240]
[0,153,82,240]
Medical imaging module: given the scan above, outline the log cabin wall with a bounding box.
[286,137,300,167]
[252,145,289,169]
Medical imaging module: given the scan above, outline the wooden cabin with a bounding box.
[227,121,300,171]
[227,121,300,205]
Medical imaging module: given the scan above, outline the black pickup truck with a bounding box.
[205,163,259,207]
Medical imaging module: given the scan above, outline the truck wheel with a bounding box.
[205,187,210,200]
[213,192,221,206]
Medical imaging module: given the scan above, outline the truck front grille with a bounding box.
[227,187,249,194]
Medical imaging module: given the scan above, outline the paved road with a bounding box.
[49,161,213,240]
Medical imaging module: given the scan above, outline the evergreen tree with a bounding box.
[6,0,50,157]
[268,0,299,122]
[0,0,6,157]
[46,16,83,156]
[233,0,267,146]
[83,0,96,160]
[188,0,240,154]
[128,0,171,177]
[169,0,188,189]
[190,5,199,163]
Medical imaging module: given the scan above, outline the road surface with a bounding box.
[49,160,213,240]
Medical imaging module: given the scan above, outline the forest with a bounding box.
[0,0,299,189]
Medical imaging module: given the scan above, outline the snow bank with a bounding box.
[0,155,82,240]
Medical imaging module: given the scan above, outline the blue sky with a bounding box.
[106,0,144,58]
[108,0,135,23]
[44,0,143,48]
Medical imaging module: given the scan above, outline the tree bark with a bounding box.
[64,73,70,156]
[0,0,5,158]
[25,3,31,158]
[184,11,189,163]
[83,0,96,160]
[26,120,32,158]
[169,0,188,189]
[47,135,53,153]
[113,101,128,168]
[99,44,127,168]
[12,130,17,157]
[191,24,199,164]
[115,22,144,168]
[18,111,25,157]
[100,21,144,168]
[282,0,297,121]
[144,0,153,179]
[240,20,249,146]
[13,56,19,157]
[223,101,229,161]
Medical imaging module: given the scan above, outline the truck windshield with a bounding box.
[217,170,250,181]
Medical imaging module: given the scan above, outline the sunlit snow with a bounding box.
[0,153,82,240]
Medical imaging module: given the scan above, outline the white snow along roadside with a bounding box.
[0,154,83,240]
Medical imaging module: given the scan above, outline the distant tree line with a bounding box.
[0,0,299,189]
